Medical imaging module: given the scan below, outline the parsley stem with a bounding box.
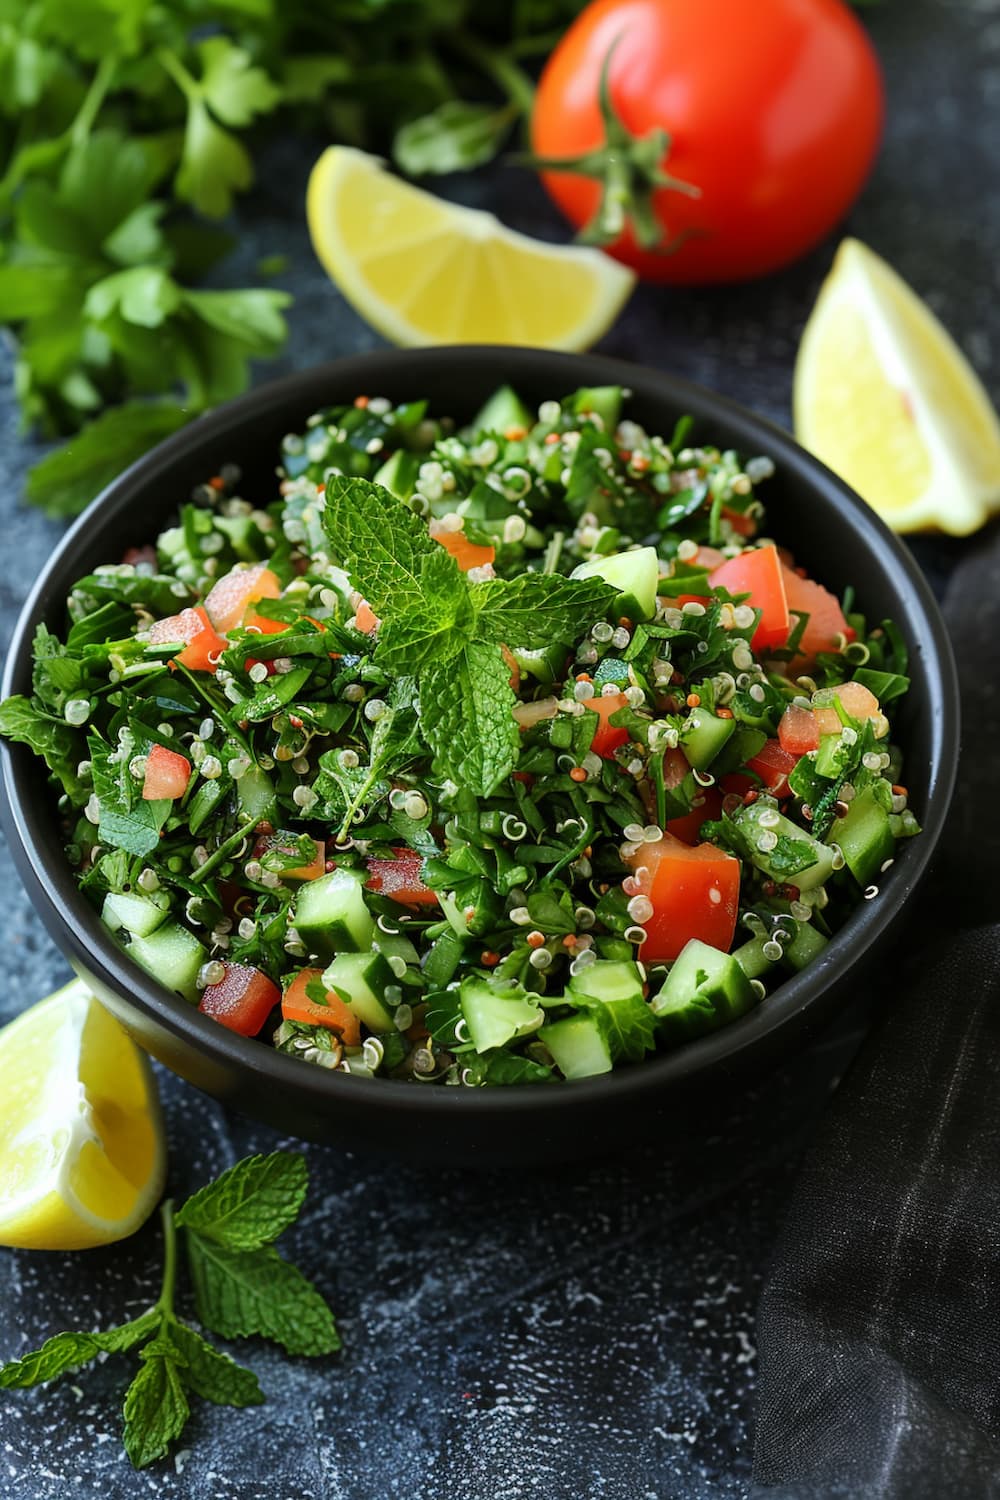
[190,816,260,885]
[156,1200,178,1322]
[157,47,198,101]
[70,56,117,147]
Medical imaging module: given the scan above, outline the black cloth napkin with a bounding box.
[752,523,1000,1498]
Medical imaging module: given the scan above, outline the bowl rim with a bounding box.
[1,344,961,1117]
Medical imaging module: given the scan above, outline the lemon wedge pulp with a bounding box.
[794,238,1000,535]
[306,145,636,350]
[0,980,165,1250]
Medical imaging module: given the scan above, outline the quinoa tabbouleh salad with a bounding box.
[0,384,919,1085]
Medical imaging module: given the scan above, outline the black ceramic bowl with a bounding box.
[2,347,959,1166]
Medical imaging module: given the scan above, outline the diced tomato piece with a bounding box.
[354,599,379,634]
[435,530,496,572]
[655,746,723,844]
[709,545,790,652]
[122,544,158,568]
[199,961,280,1037]
[281,967,361,1047]
[253,831,326,882]
[142,742,191,801]
[204,562,282,633]
[744,738,799,799]
[149,606,226,673]
[781,563,855,670]
[722,507,757,538]
[586,690,631,758]
[500,644,521,693]
[244,656,278,677]
[778,703,820,757]
[626,831,740,962]
[365,849,439,908]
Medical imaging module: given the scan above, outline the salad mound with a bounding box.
[0,384,919,1086]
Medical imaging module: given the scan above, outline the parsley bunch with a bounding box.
[0,0,586,517]
[0,1152,338,1469]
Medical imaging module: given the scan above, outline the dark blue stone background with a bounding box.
[0,0,994,1494]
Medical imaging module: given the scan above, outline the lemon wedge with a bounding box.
[0,980,165,1250]
[306,145,635,350]
[794,238,1000,535]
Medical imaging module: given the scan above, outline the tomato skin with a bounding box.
[781,564,855,669]
[204,562,282,634]
[142,742,191,801]
[659,746,723,844]
[745,739,798,800]
[149,606,225,672]
[365,849,439,908]
[435,530,496,572]
[627,831,740,961]
[709,546,790,652]
[531,0,883,284]
[354,599,379,634]
[587,689,631,758]
[253,832,326,882]
[778,704,821,758]
[199,961,280,1037]
[281,967,361,1046]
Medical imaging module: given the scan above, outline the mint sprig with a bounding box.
[0,1152,338,1470]
[322,476,618,795]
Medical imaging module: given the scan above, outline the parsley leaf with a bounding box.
[420,643,520,797]
[0,695,86,800]
[24,402,191,517]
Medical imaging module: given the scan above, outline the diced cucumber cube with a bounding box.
[237,762,278,827]
[510,642,569,683]
[571,546,660,623]
[469,384,533,436]
[102,889,171,938]
[831,785,895,885]
[781,921,829,972]
[730,800,835,891]
[374,448,420,499]
[321,951,395,1033]
[294,868,375,959]
[567,959,644,1007]
[681,709,737,771]
[541,1013,613,1079]
[733,934,777,981]
[126,922,207,1004]
[651,938,756,1046]
[570,385,623,431]
[708,724,768,779]
[460,978,543,1052]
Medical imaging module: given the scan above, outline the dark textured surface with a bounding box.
[0,0,993,1494]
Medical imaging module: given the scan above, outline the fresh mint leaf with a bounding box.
[0,1331,105,1388]
[122,1334,190,1470]
[168,1324,264,1408]
[185,1238,340,1357]
[375,547,476,673]
[471,572,617,651]
[175,1151,308,1250]
[420,642,519,797]
[323,474,441,607]
[25,402,191,517]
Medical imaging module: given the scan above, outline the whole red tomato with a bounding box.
[531,0,884,283]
